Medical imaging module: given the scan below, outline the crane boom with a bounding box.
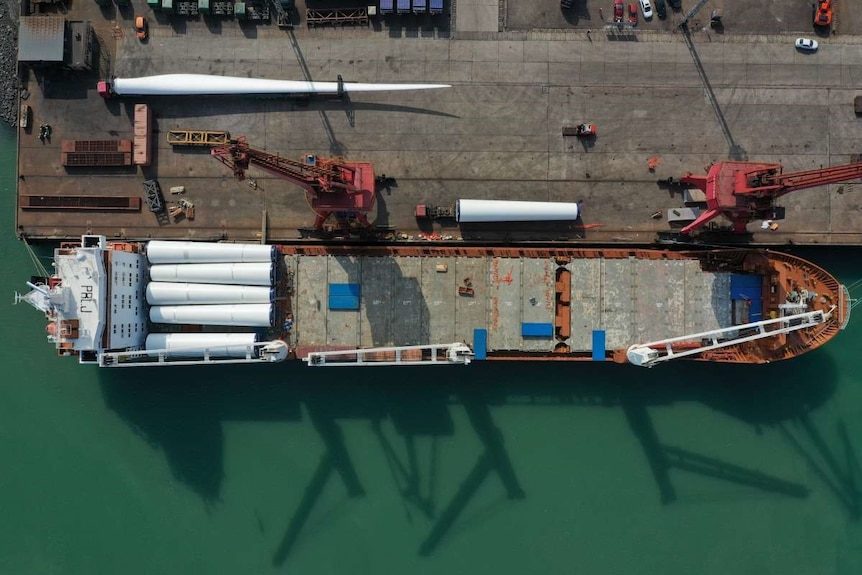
[769,163,862,196]
[303,343,474,367]
[99,340,290,367]
[627,307,835,367]
[210,136,376,230]
[679,160,862,235]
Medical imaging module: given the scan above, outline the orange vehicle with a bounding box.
[815,0,833,27]
[134,16,148,41]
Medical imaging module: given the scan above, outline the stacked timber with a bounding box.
[61,140,132,167]
[133,104,152,166]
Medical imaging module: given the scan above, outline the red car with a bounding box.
[628,3,638,25]
[815,0,833,27]
[613,2,624,22]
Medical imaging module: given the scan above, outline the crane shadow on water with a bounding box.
[98,346,843,560]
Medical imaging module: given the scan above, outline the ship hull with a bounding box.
[278,245,849,366]
[19,239,849,367]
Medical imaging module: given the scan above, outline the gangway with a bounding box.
[627,307,836,367]
[303,343,474,366]
[98,340,289,367]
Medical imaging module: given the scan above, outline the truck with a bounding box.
[397,0,410,14]
[175,1,200,16]
[429,0,442,14]
[561,123,596,137]
[235,0,270,20]
[415,204,455,220]
[412,0,426,13]
[198,0,235,15]
[416,199,580,223]
[380,0,393,14]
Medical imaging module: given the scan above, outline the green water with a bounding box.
[0,123,860,574]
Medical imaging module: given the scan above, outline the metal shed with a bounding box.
[18,17,65,64]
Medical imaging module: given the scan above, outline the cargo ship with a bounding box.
[15,237,850,368]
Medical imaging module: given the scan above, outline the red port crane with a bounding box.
[678,160,862,235]
[210,137,376,231]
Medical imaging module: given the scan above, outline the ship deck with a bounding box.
[285,252,730,357]
[14,2,862,246]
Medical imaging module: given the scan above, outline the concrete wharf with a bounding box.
[14,1,862,245]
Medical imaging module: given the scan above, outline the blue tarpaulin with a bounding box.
[473,329,487,360]
[592,330,606,361]
[731,275,763,321]
[329,283,360,310]
[522,323,554,337]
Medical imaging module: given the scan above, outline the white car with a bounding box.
[639,0,653,19]
[795,38,819,52]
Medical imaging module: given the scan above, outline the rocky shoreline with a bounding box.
[0,0,19,127]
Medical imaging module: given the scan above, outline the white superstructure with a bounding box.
[15,236,147,364]
[16,236,288,368]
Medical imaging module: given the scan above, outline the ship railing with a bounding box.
[840,284,852,330]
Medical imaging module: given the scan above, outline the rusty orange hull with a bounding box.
[278,245,849,365]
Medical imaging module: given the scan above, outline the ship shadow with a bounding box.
[98,342,839,559]
[98,365,304,505]
[778,416,862,520]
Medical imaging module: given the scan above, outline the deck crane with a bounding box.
[210,136,376,231]
[677,160,862,235]
[627,307,836,368]
[303,343,474,367]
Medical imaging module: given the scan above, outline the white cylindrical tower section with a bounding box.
[149,263,275,286]
[456,199,580,223]
[149,304,274,327]
[146,282,274,305]
[146,241,277,264]
[146,333,259,358]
